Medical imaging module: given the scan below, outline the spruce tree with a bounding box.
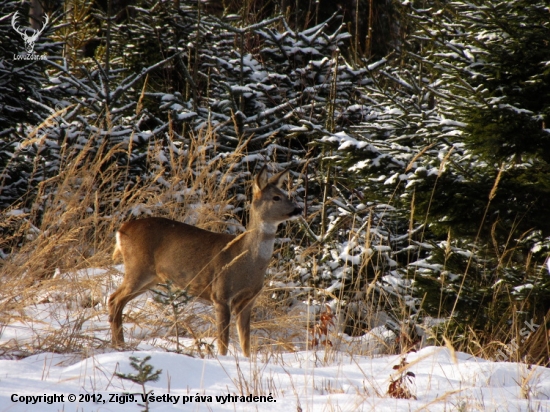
[317,0,550,354]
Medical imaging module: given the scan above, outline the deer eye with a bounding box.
[273,195,281,201]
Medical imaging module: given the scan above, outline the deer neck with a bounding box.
[244,213,278,262]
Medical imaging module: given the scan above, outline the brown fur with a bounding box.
[108,166,302,356]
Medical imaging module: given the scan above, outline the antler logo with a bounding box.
[12,11,49,54]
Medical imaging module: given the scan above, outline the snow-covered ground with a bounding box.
[2,346,550,411]
[1,267,549,411]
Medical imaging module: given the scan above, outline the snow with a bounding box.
[319,132,373,151]
[409,259,443,273]
[1,267,549,411]
[6,209,26,217]
[230,85,253,93]
[439,118,467,128]
[513,284,534,293]
[176,112,197,121]
[1,346,549,411]
[367,59,386,71]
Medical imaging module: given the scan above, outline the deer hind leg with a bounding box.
[214,301,231,356]
[108,270,158,346]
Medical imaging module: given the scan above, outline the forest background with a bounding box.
[1,0,549,365]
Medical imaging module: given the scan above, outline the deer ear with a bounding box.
[254,165,270,193]
[268,167,290,188]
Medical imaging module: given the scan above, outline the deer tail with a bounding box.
[112,231,122,261]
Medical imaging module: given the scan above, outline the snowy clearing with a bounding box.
[1,346,549,411]
[0,266,549,411]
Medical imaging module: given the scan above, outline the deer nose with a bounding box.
[289,207,303,217]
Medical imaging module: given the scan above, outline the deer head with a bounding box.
[12,11,49,54]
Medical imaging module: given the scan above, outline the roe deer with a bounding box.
[109,166,302,356]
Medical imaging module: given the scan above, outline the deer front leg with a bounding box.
[235,303,252,357]
[214,301,231,356]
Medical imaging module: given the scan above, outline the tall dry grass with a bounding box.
[0,116,333,360]
[3,120,544,365]
[0,123,277,352]
[1,131,240,271]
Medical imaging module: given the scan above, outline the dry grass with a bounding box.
[1,129,549,412]
[0,123,270,354]
[0,116,339,361]
[0,123,375,358]
[2,120,546,367]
